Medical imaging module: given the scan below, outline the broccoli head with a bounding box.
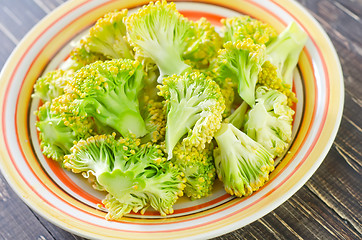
[221,15,277,45]
[140,96,167,143]
[69,41,108,70]
[213,123,274,197]
[64,134,185,219]
[36,101,94,162]
[244,86,295,158]
[183,17,223,69]
[70,9,133,68]
[157,72,225,159]
[32,69,71,103]
[258,61,297,106]
[172,143,216,200]
[216,38,266,106]
[209,67,236,118]
[266,22,307,88]
[126,0,195,82]
[63,59,148,137]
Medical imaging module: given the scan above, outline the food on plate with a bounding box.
[64,133,185,220]
[157,71,225,159]
[32,0,307,220]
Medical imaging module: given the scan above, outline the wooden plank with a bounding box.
[34,212,87,240]
[215,181,361,240]
[0,175,56,240]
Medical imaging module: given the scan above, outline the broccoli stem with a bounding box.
[84,89,148,138]
[156,47,190,77]
[214,124,250,196]
[37,120,75,154]
[165,98,202,159]
[226,101,249,129]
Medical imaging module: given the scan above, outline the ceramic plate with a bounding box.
[0,0,344,239]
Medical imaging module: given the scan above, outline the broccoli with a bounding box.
[172,143,216,200]
[68,41,108,70]
[213,123,274,197]
[32,69,71,103]
[36,101,94,161]
[140,96,167,143]
[126,1,195,82]
[62,59,148,137]
[64,134,185,219]
[258,61,297,106]
[216,38,266,106]
[69,9,133,68]
[139,58,161,101]
[244,86,295,158]
[183,17,223,69]
[208,62,236,118]
[266,22,308,88]
[221,15,277,45]
[225,101,249,129]
[157,72,225,159]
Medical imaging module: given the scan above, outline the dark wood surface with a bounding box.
[0,0,360,239]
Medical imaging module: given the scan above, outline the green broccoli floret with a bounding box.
[221,15,277,45]
[70,9,133,67]
[172,143,216,200]
[183,17,222,69]
[68,41,108,70]
[64,134,185,219]
[266,22,307,88]
[258,61,297,106]
[63,59,148,137]
[139,58,161,101]
[225,101,249,129]
[126,0,195,82]
[209,66,236,118]
[32,69,71,102]
[244,86,295,158]
[140,96,166,143]
[213,123,274,197]
[157,72,225,159]
[36,101,94,161]
[216,38,266,106]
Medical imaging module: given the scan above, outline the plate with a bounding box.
[0,0,344,239]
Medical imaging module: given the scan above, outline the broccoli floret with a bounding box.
[258,61,297,106]
[126,1,195,82]
[266,22,307,88]
[221,15,277,45]
[70,9,133,66]
[216,38,266,106]
[213,123,274,197]
[206,59,236,119]
[172,143,216,200]
[32,69,71,102]
[225,101,249,129]
[36,101,94,161]
[140,96,167,143]
[139,58,161,101]
[69,41,108,70]
[63,59,148,137]
[244,86,295,158]
[64,134,185,219]
[157,72,225,159]
[183,17,222,69]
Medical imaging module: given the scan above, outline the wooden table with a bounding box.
[0,0,360,239]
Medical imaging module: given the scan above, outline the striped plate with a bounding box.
[0,0,344,239]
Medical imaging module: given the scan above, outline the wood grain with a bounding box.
[0,0,361,239]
